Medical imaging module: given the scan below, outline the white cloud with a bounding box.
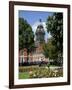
[32,21,51,42]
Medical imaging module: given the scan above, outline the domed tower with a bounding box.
[35,19,45,46]
[35,19,45,53]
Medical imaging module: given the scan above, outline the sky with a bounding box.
[19,10,53,42]
[19,10,53,26]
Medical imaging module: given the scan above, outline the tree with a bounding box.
[45,13,63,66]
[43,38,58,59]
[46,13,63,57]
[19,18,34,54]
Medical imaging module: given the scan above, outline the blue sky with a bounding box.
[19,10,53,42]
[19,10,53,26]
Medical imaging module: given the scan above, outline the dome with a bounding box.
[35,24,45,35]
[37,24,44,29]
[35,19,45,44]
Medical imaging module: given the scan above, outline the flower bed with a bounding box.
[19,66,63,79]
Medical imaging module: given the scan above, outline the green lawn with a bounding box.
[19,72,29,79]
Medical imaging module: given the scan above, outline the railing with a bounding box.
[19,55,49,63]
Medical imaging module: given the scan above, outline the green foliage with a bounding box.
[43,43,49,58]
[43,38,58,60]
[19,66,63,79]
[19,18,34,52]
[46,13,63,54]
[29,67,63,78]
[19,66,45,72]
[45,13,63,65]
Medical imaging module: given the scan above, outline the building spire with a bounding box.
[39,19,42,23]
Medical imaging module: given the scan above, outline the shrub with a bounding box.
[29,68,63,78]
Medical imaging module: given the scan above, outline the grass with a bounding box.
[19,72,29,79]
[19,66,63,79]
